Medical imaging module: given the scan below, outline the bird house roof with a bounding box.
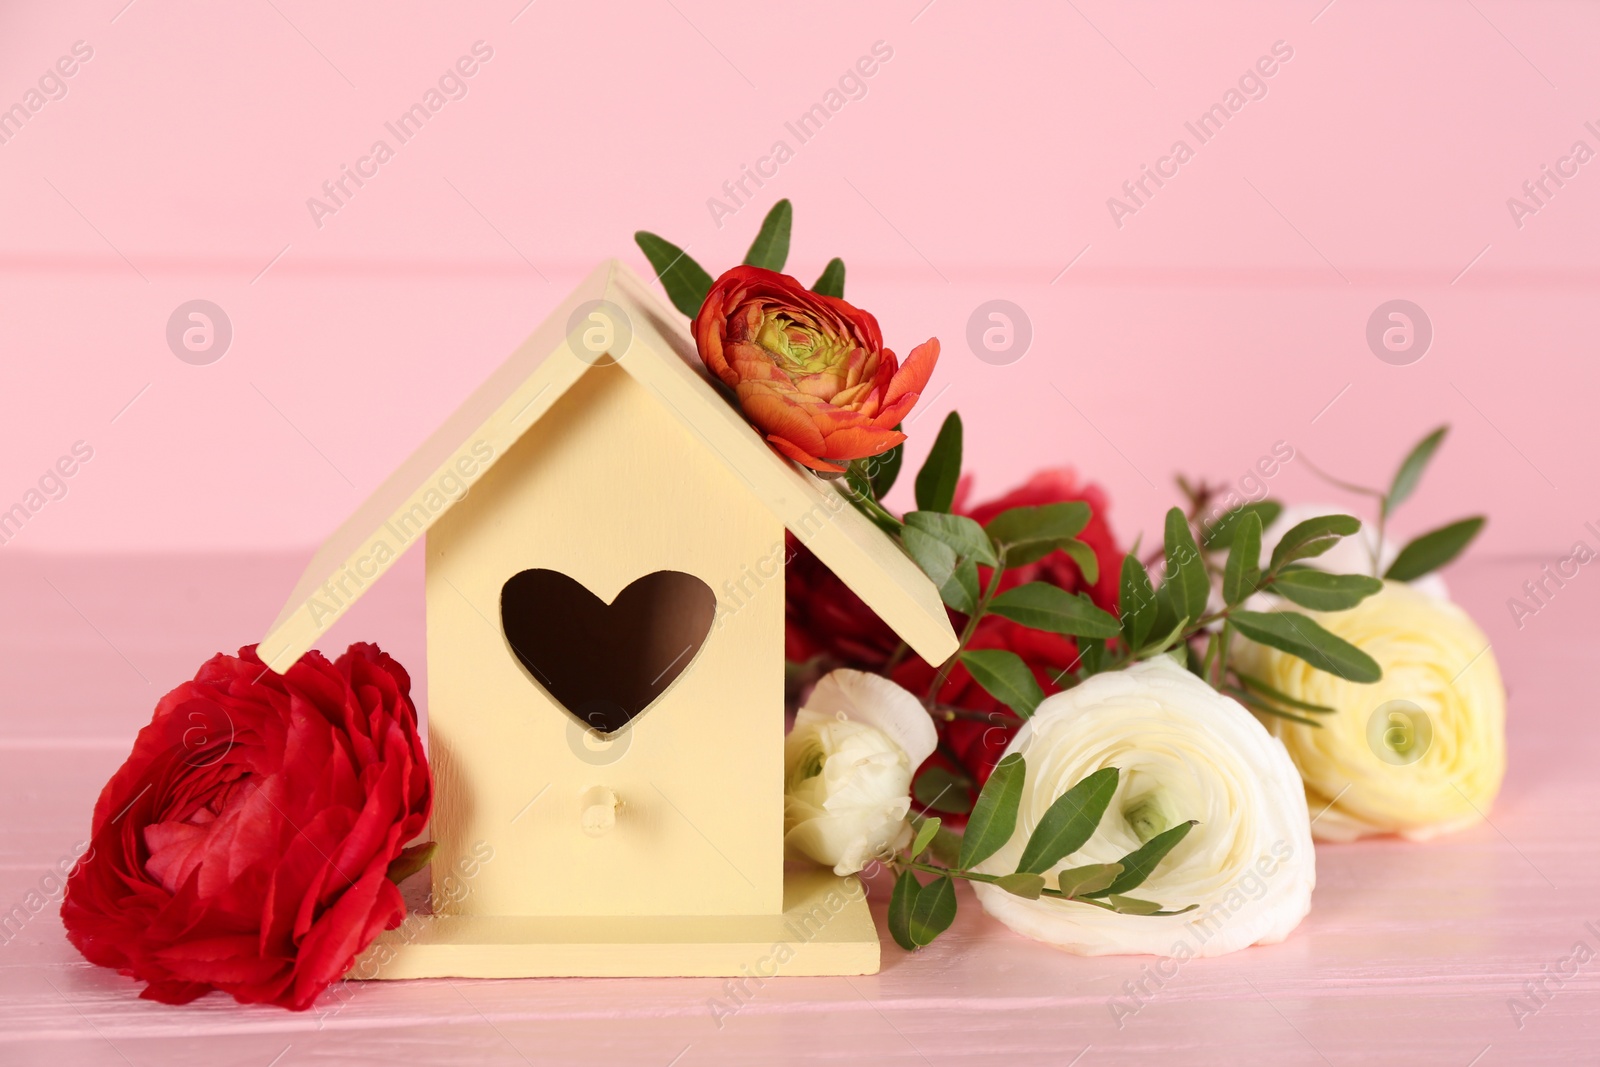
[258,259,958,673]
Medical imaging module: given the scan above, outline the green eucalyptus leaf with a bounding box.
[1203,501,1283,550]
[1107,895,1164,915]
[1231,610,1382,683]
[985,502,1092,566]
[1386,425,1448,518]
[913,765,974,815]
[1163,508,1209,624]
[961,649,1045,719]
[1076,634,1108,677]
[1228,686,1326,727]
[1120,554,1157,649]
[911,817,942,860]
[888,869,919,950]
[957,752,1025,869]
[929,824,963,866]
[868,435,904,497]
[634,231,714,318]
[1148,583,1181,650]
[1016,767,1119,875]
[1234,671,1335,713]
[812,257,846,298]
[1144,611,1191,658]
[914,412,964,512]
[1385,516,1486,582]
[1087,820,1196,897]
[902,526,958,588]
[988,582,1121,638]
[1058,538,1100,585]
[905,511,999,567]
[939,558,981,614]
[1270,569,1384,611]
[1268,514,1362,573]
[1222,510,1263,606]
[1057,862,1123,898]
[909,874,958,947]
[386,840,437,884]
[902,512,993,613]
[996,872,1047,899]
[742,199,792,271]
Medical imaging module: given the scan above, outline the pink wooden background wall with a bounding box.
[1,0,1594,563]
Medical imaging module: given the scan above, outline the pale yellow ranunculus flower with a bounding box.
[1233,580,1505,842]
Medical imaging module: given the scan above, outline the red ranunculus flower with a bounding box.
[785,468,1123,808]
[61,643,431,1010]
[693,265,938,472]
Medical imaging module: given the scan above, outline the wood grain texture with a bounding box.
[353,868,878,979]
[4,553,1596,1065]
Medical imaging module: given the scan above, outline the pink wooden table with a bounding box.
[2,550,1594,1066]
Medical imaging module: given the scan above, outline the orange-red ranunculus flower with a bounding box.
[693,265,939,472]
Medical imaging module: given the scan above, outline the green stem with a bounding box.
[1199,630,1219,681]
[901,859,1087,903]
[1214,620,1233,689]
[1373,504,1388,579]
[932,703,1016,724]
[839,459,903,533]
[1299,453,1386,501]
[923,548,1009,705]
[854,489,903,531]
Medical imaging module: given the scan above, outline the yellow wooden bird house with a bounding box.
[259,260,958,977]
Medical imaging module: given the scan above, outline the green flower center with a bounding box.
[791,741,825,784]
[1122,793,1172,845]
[756,314,848,376]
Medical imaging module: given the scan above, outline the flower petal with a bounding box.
[818,425,906,462]
[883,338,939,410]
[799,670,939,768]
[766,434,845,472]
[735,384,827,456]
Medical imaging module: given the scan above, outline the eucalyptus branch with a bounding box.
[839,467,903,533]
[1214,620,1234,688]
[900,858,1119,904]
[923,546,1008,705]
[1298,452,1386,501]
[887,757,1199,951]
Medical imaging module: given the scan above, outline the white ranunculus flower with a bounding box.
[1257,503,1449,604]
[783,670,938,876]
[972,657,1314,957]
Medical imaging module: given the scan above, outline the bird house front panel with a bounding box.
[425,359,785,918]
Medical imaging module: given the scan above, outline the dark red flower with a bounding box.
[962,468,1122,612]
[693,265,938,472]
[787,467,1121,675]
[784,467,1123,810]
[61,643,431,1011]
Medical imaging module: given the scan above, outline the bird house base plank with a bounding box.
[350,869,880,978]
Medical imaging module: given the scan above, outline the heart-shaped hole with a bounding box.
[500,569,716,735]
